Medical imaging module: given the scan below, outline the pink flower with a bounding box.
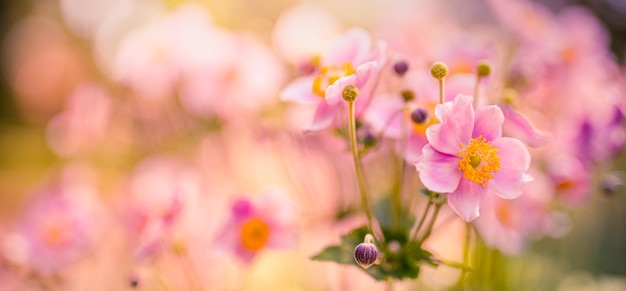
[214,190,297,264]
[415,94,532,222]
[280,28,382,132]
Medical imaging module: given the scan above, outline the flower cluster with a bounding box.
[0,0,625,290]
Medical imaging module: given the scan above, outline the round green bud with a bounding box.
[477,61,491,77]
[430,62,449,80]
[342,85,359,102]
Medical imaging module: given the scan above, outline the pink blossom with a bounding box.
[4,167,103,274]
[280,28,383,132]
[214,190,297,264]
[415,94,532,222]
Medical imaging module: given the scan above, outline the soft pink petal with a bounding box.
[280,76,320,104]
[354,61,377,88]
[265,225,297,249]
[415,144,462,193]
[489,137,532,199]
[323,28,371,65]
[472,105,504,140]
[364,95,406,138]
[426,94,474,155]
[325,75,357,105]
[502,106,551,147]
[402,132,428,164]
[446,178,488,222]
[304,102,340,132]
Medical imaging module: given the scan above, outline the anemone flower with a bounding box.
[415,94,532,222]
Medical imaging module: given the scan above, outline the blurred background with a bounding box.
[0,0,625,290]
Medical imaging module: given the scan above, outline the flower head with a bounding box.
[214,190,297,263]
[415,94,532,222]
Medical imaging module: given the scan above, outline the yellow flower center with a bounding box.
[240,218,270,252]
[457,135,501,187]
[312,63,356,98]
[41,219,69,247]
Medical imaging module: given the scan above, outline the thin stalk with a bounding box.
[439,78,445,104]
[460,222,472,286]
[418,202,442,245]
[347,100,374,231]
[410,195,433,241]
[473,75,481,106]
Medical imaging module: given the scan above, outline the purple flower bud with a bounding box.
[353,234,378,269]
[410,108,428,124]
[393,60,409,76]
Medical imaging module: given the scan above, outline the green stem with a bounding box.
[473,75,480,106]
[411,195,433,241]
[460,222,472,286]
[418,201,442,246]
[347,101,374,231]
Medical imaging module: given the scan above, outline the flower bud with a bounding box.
[401,90,415,102]
[430,62,449,80]
[393,60,409,76]
[342,85,359,102]
[477,61,491,77]
[353,234,378,269]
[601,172,623,197]
[410,108,428,124]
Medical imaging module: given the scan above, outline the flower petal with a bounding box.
[446,178,488,222]
[426,94,474,155]
[354,61,377,88]
[280,76,320,104]
[304,102,340,132]
[473,105,504,140]
[415,144,462,193]
[502,106,551,147]
[489,137,533,199]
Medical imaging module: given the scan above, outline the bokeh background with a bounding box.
[0,0,625,290]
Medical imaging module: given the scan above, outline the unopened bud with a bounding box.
[353,234,378,269]
[393,60,409,76]
[601,172,623,196]
[401,90,415,102]
[410,108,428,124]
[430,62,449,80]
[477,61,491,77]
[342,85,359,102]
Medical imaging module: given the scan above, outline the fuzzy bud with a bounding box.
[393,60,409,76]
[477,61,491,77]
[410,108,428,124]
[353,234,378,269]
[342,85,359,102]
[430,62,449,80]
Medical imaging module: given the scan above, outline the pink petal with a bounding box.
[280,76,320,104]
[323,28,371,65]
[363,95,405,139]
[304,102,340,132]
[354,61,377,88]
[401,132,428,164]
[415,144,462,193]
[265,225,297,249]
[489,137,533,199]
[426,94,474,155]
[324,75,357,105]
[472,105,504,140]
[446,178,488,222]
[502,106,551,147]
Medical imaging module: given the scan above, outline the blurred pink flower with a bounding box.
[415,94,532,222]
[280,28,382,132]
[4,167,103,274]
[214,190,297,264]
[119,156,201,261]
[474,170,571,255]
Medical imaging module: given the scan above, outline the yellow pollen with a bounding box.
[240,218,270,252]
[41,219,69,247]
[311,62,356,98]
[457,135,501,187]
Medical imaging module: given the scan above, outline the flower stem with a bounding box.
[411,194,433,241]
[347,100,374,231]
[460,222,472,285]
[439,79,445,104]
[418,199,443,246]
[473,75,481,107]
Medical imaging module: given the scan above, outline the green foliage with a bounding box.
[311,197,441,281]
